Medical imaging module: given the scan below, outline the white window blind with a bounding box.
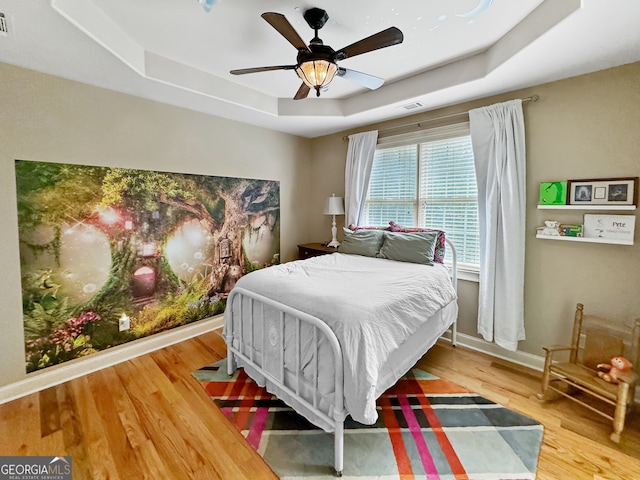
[364,123,480,269]
[365,145,416,227]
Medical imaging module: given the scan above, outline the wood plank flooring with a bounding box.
[1,330,639,479]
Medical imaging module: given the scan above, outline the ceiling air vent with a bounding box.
[0,13,8,37]
[399,101,424,111]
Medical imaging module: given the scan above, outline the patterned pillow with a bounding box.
[388,221,446,264]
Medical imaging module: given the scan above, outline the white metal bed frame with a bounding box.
[224,238,458,477]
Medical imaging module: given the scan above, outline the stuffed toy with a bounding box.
[597,356,633,384]
[539,220,561,236]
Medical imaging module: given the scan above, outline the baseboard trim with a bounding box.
[0,316,224,405]
[446,332,640,403]
[5,321,635,406]
[443,331,545,372]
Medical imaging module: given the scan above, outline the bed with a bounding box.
[223,231,458,476]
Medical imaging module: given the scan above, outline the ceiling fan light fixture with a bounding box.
[295,59,337,96]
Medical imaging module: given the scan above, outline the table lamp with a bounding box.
[323,194,345,248]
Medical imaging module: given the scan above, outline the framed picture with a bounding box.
[567,177,638,206]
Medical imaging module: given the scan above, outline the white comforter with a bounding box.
[226,252,457,425]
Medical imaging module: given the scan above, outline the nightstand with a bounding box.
[297,242,338,260]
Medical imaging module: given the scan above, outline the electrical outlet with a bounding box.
[119,314,130,332]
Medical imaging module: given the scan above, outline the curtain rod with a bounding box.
[342,94,539,141]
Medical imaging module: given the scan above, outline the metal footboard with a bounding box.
[224,287,347,476]
[224,237,458,476]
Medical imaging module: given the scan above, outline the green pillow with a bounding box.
[338,228,384,257]
[377,231,437,265]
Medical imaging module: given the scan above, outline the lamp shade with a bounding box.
[323,194,345,215]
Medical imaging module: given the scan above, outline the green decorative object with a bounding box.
[539,181,567,205]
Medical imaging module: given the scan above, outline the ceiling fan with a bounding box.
[230,8,404,100]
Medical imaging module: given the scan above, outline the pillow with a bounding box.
[388,221,446,264]
[347,224,391,232]
[377,231,437,265]
[338,228,384,257]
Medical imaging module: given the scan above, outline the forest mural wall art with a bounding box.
[15,160,280,373]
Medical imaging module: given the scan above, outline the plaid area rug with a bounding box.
[192,359,543,479]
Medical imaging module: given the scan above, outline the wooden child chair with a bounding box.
[537,303,640,443]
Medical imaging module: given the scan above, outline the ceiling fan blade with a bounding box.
[293,83,311,100]
[335,27,404,60]
[230,65,297,75]
[337,68,384,90]
[262,12,310,51]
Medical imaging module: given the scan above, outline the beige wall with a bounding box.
[309,61,640,358]
[0,62,312,388]
[2,59,639,392]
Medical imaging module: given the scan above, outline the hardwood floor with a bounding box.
[1,330,639,479]
[417,342,640,480]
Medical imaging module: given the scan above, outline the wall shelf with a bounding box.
[535,234,633,246]
[537,205,636,210]
[537,204,636,245]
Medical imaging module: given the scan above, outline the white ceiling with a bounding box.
[1,0,639,138]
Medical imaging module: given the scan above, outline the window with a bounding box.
[363,123,479,270]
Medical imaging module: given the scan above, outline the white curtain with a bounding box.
[469,99,526,351]
[344,130,378,226]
